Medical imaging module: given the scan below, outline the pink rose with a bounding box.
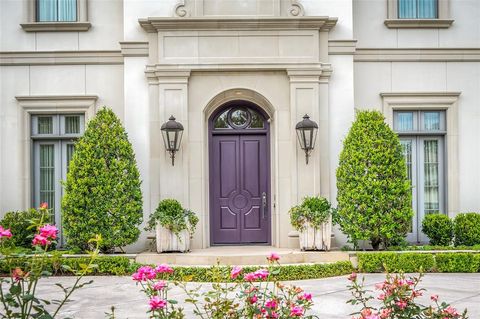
[0,226,12,239]
[443,306,459,316]
[32,234,50,246]
[39,224,58,240]
[348,272,357,281]
[149,296,167,310]
[153,281,166,291]
[299,293,312,301]
[155,263,174,274]
[267,252,280,262]
[12,268,27,282]
[230,266,243,279]
[249,295,258,304]
[265,299,277,309]
[132,266,157,281]
[377,293,386,301]
[244,272,256,282]
[40,202,48,209]
[380,308,392,319]
[290,305,304,317]
[431,294,439,302]
[396,300,407,310]
[253,268,269,280]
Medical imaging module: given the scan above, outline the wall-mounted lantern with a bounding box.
[295,114,318,164]
[161,115,184,166]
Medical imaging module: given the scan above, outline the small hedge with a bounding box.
[454,213,480,246]
[387,245,480,251]
[0,256,353,282]
[435,253,480,273]
[422,214,453,246]
[357,252,435,273]
[358,252,480,273]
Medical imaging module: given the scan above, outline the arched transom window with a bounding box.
[213,106,265,130]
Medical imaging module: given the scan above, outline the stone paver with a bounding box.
[25,273,480,318]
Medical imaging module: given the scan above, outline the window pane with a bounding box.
[249,110,264,129]
[395,112,414,131]
[37,0,58,21]
[66,144,75,172]
[230,108,250,128]
[424,140,440,215]
[38,117,53,134]
[399,0,417,18]
[65,116,80,134]
[40,144,55,223]
[58,0,77,21]
[418,0,437,18]
[400,139,414,231]
[423,112,440,131]
[214,110,230,129]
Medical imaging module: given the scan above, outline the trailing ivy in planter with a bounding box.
[336,110,413,250]
[62,107,143,253]
[422,214,454,246]
[146,199,199,253]
[289,196,333,250]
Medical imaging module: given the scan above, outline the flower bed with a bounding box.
[357,252,480,273]
[347,272,468,319]
[133,253,323,318]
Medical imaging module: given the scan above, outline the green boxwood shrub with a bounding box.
[357,252,435,273]
[336,110,413,250]
[62,107,143,253]
[0,209,45,248]
[454,213,480,246]
[358,252,480,273]
[435,253,480,273]
[422,214,454,246]
[387,244,480,251]
[0,256,353,281]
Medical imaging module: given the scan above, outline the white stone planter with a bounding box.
[298,218,332,251]
[155,223,191,253]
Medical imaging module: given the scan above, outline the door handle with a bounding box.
[261,192,267,219]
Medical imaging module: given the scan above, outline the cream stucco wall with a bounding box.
[1,0,479,252]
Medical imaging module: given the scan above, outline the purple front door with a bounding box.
[209,103,270,244]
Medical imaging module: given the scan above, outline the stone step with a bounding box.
[135,246,350,266]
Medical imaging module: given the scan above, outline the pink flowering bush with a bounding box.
[347,272,468,319]
[135,252,316,318]
[132,264,184,318]
[0,204,101,318]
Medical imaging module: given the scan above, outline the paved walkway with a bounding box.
[29,273,480,318]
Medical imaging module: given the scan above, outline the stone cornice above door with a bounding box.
[139,16,337,33]
[173,0,305,18]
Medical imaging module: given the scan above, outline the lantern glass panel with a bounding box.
[175,130,183,151]
[296,129,306,149]
[310,127,318,149]
[161,130,169,150]
[166,131,176,150]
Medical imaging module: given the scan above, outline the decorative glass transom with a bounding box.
[214,106,265,130]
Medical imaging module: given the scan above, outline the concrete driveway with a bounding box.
[24,273,480,318]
